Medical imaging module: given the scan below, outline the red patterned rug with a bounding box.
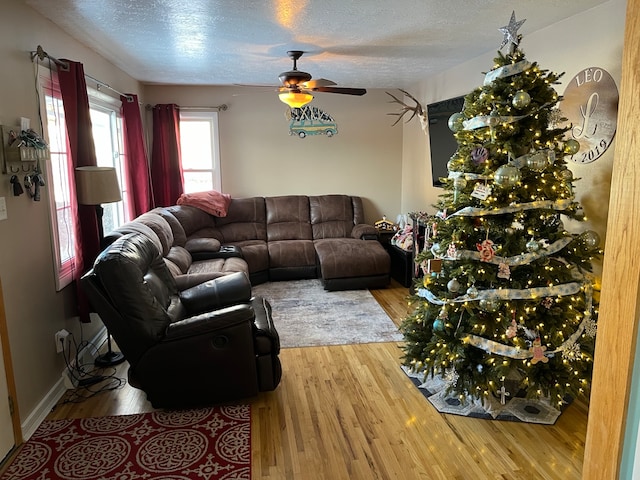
[1,405,250,480]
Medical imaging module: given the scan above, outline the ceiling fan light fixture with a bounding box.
[279,90,313,108]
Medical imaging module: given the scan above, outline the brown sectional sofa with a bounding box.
[106,194,390,291]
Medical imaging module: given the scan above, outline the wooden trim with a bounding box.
[0,277,22,446]
[583,0,640,477]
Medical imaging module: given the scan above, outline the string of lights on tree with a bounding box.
[400,12,602,408]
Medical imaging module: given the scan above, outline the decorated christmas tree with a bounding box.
[400,12,601,411]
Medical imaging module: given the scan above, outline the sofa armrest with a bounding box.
[179,271,251,314]
[185,237,221,254]
[164,303,255,341]
[352,223,378,240]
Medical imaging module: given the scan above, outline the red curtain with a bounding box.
[121,94,152,216]
[151,104,183,207]
[57,59,99,323]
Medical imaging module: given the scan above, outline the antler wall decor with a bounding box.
[385,89,428,133]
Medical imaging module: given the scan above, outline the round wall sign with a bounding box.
[560,67,618,164]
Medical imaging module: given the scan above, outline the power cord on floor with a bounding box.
[59,332,127,403]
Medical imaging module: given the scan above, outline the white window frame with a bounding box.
[179,110,222,193]
[38,67,129,291]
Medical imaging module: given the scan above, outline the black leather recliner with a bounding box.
[81,232,282,408]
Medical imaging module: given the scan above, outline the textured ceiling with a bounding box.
[24,0,606,89]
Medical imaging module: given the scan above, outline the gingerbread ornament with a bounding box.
[530,337,549,364]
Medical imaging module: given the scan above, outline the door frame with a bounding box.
[583,0,640,477]
[0,276,22,462]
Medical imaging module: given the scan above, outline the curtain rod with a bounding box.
[31,45,135,102]
[145,104,228,112]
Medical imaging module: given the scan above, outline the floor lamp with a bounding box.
[75,166,126,367]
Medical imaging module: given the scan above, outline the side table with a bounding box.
[388,245,413,287]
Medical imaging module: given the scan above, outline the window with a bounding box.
[39,69,129,290]
[88,92,128,234]
[179,111,221,193]
[41,73,76,290]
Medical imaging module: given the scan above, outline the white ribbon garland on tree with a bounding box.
[463,283,595,360]
[483,60,532,85]
[443,236,574,265]
[417,281,582,305]
[417,281,595,360]
[463,113,529,131]
[450,198,575,217]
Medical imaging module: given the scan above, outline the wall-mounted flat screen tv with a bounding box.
[427,95,465,186]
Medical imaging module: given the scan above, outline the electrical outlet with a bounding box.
[55,329,70,353]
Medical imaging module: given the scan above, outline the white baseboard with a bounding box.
[20,327,107,440]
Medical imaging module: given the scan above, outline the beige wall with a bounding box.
[402,0,626,249]
[0,0,142,432]
[144,86,403,225]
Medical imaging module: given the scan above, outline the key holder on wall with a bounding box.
[0,124,49,175]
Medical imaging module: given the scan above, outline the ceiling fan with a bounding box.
[276,50,367,108]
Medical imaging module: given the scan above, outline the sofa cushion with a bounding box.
[189,257,249,276]
[267,239,316,268]
[215,197,267,242]
[314,238,390,280]
[226,240,269,274]
[165,246,192,274]
[164,205,219,238]
[152,208,188,247]
[310,195,355,239]
[136,212,174,256]
[105,222,163,256]
[164,258,183,277]
[266,195,312,241]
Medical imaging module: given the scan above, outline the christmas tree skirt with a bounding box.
[402,366,570,424]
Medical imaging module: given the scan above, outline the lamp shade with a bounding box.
[75,166,122,205]
[279,90,313,108]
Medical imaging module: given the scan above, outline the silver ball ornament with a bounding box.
[466,286,479,298]
[452,176,467,190]
[581,230,601,250]
[526,238,540,252]
[479,298,500,312]
[564,139,580,155]
[558,169,573,182]
[512,91,531,109]
[448,112,464,132]
[526,152,548,172]
[494,164,521,188]
[447,278,461,293]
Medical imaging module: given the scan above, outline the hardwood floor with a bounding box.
[45,279,587,479]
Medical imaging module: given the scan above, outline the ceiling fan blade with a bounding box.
[310,86,367,96]
[302,78,337,88]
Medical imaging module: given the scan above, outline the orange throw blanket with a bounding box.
[177,190,231,217]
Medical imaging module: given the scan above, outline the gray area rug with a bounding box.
[252,279,403,348]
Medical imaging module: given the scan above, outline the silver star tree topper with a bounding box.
[499,11,526,51]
